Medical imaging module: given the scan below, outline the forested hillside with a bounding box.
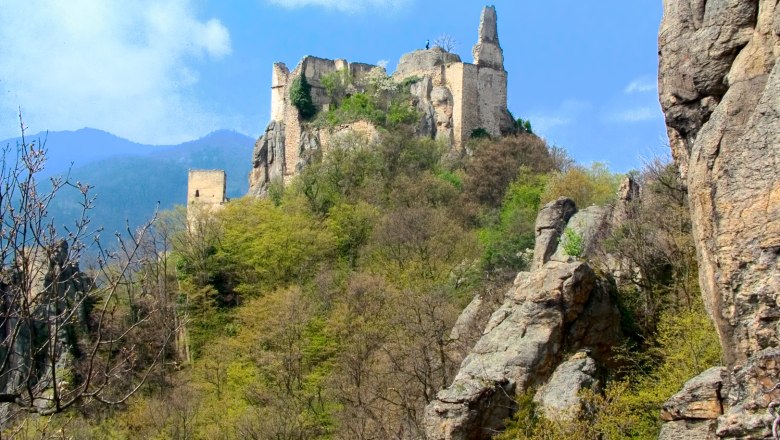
[0,107,720,439]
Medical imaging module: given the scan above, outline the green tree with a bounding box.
[540,162,622,208]
[215,198,336,297]
[289,74,316,119]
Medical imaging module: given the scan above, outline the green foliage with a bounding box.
[289,74,316,119]
[63,109,717,440]
[320,68,351,106]
[316,69,419,129]
[480,170,547,272]
[516,117,533,134]
[324,92,385,126]
[215,198,336,297]
[561,227,584,257]
[541,162,622,208]
[470,127,490,139]
[326,201,379,268]
[386,99,420,127]
[464,134,555,208]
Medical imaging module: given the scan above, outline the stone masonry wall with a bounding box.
[188,170,226,208]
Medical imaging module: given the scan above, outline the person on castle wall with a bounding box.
[425,39,430,50]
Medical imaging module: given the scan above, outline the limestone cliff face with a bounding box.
[659,0,780,437]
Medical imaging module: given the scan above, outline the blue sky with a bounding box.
[0,0,665,172]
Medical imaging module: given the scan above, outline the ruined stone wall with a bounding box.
[279,56,379,178]
[476,67,508,137]
[187,170,226,208]
[270,63,289,122]
[445,62,479,146]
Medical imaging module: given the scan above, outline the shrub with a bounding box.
[324,93,385,126]
[386,100,420,127]
[516,117,533,134]
[470,127,490,139]
[463,134,554,208]
[321,68,351,106]
[290,74,316,119]
[479,170,547,272]
[561,227,584,257]
[541,162,622,208]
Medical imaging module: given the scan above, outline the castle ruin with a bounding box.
[187,169,226,211]
[249,5,514,197]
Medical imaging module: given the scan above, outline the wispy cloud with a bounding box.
[612,106,661,122]
[0,0,232,144]
[530,116,572,133]
[527,99,591,134]
[624,75,657,94]
[266,0,410,12]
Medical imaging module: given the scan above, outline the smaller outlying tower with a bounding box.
[187,169,226,211]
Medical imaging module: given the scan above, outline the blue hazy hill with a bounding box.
[1,128,256,235]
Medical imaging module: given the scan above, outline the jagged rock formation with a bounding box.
[531,198,577,270]
[248,6,515,197]
[0,241,89,414]
[423,198,623,439]
[659,0,780,437]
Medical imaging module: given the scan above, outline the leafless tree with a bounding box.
[433,34,457,53]
[0,112,177,427]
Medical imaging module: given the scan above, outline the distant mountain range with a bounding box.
[1,128,256,235]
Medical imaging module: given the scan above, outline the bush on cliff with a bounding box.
[290,74,317,119]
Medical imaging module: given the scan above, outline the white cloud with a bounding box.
[624,75,657,94]
[613,106,661,122]
[266,0,410,12]
[529,116,572,133]
[0,0,232,144]
[527,99,590,134]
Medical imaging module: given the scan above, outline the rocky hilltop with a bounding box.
[248,6,515,197]
[658,0,780,437]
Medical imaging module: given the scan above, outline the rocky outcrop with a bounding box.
[249,121,285,197]
[549,205,611,264]
[423,199,623,439]
[533,352,599,421]
[659,0,780,437]
[532,197,576,270]
[661,367,725,422]
[394,48,462,79]
[0,241,89,415]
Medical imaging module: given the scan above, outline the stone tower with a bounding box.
[187,169,226,210]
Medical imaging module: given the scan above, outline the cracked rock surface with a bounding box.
[659,0,780,437]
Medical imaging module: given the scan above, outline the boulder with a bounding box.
[659,420,718,440]
[550,205,610,263]
[533,352,599,421]
[661,367,725,421]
